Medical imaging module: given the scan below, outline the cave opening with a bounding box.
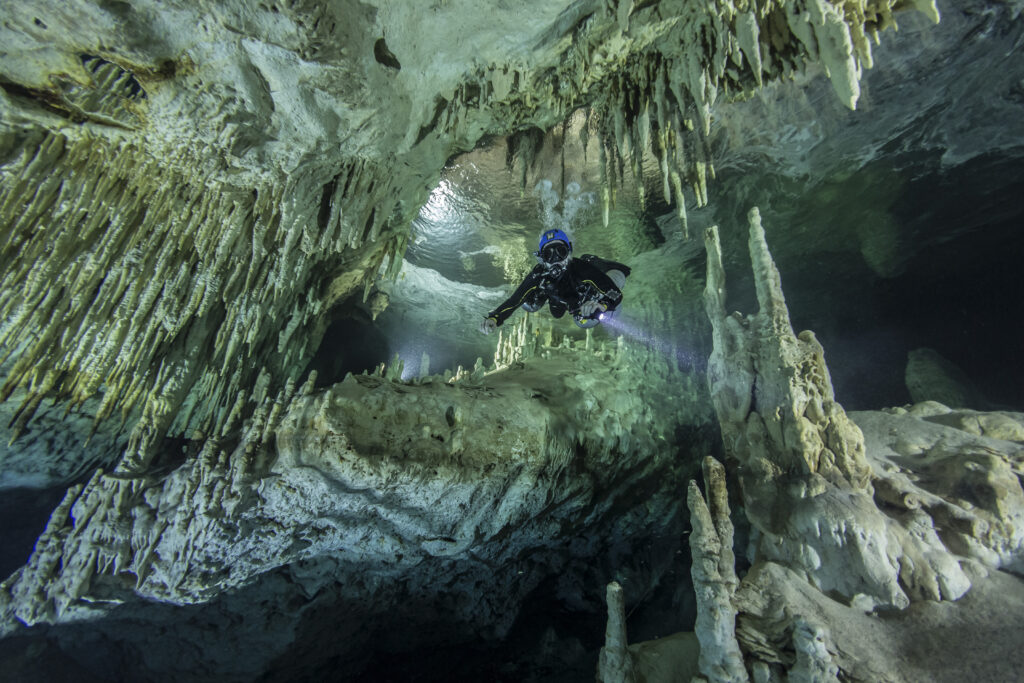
[306,308,393,388]
[877,150,1024,409]
[793,151,1024,412]
[700,145,1024,413]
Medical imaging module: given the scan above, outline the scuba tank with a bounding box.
[579,254,631,282]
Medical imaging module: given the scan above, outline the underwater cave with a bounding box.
[1,1,1023,682]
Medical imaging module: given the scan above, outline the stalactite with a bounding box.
[0,129,405,472]
[542,0,914,244]
[671,171,689,239]
[559,119,567,198]
[599,139,611,228]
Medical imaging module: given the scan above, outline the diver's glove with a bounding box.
[579,300,607,318]
[480,317,498,335]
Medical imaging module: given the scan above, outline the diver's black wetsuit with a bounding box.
[486,255,630,326]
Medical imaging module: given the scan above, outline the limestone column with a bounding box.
[688,457,748,683]
[596,581,635,683]
[702,209,905,609]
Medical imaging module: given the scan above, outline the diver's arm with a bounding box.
[487,267,545,326]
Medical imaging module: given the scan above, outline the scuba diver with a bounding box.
[480,229,630,334]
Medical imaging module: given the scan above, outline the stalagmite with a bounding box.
[596,581,636,683]
[687,459,748,683]
[702,207,996,613]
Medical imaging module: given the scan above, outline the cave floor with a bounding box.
[875,564,1024,683]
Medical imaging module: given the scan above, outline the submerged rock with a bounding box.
[613,208,1024,682]
[0,329,713,679]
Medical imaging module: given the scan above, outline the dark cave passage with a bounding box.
[873,214,1024,409]
[878,151,1024,409]
[0,486,70,578]
[825,153,1024,411]
[711,150,1024,413]
[306,312,393,387]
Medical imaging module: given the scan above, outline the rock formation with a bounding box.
[1,0,1022,680]
[598,581,636,683]
[0,0,940,481]
[905,347,988,410]
[0,310,715,678]
[704,208,967,610]
[610,208,1024,682]
[685,457,746,682]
